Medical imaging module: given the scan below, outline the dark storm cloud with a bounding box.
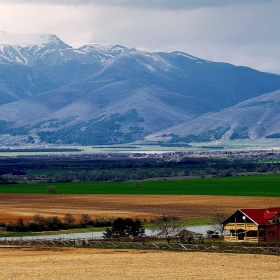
[1,0,278,10]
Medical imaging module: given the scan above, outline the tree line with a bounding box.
[4,214,112,232]
[1,154,280,184]
[3,214,187,242]
[1,162,279,184]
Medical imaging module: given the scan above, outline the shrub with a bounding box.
[93,217,112,227]
[46,185,57,194]
[6,223,16,232]
[27,221,41,232]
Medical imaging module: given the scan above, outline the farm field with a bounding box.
[0,193,279,223]
[1,174,280,196]
[0,247,279,279]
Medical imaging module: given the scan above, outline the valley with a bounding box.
[1,3,280,280]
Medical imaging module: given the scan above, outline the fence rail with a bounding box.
[1,238,280,255]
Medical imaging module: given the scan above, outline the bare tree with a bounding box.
[46,185,57,194]
[152,215,184,240]
[80,213,91,226]
[33,214,46,224]
[211,211,228,234]
[64,213,75,224]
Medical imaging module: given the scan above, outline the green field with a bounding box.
[1,174,280,196]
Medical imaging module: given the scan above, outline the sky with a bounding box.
[0,0,279,74]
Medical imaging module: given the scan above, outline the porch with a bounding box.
[224,235,259,243]
[223,223,265,242]
[223,222,258,231]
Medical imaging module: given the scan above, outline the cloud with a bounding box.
[0,0,279,73]
[0,4,98,45]
[0,0,278,10]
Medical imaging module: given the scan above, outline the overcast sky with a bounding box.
[0,0,279,73]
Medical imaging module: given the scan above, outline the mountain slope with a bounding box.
[146,90,280,143]
[0,63,62,105]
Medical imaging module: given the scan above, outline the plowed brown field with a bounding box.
[0,194,279,222]
[0,247,279,279]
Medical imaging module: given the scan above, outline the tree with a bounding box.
[1,173,16,183]
[46,216,63,231]
[80,213,91,227]
[15,218,26,232]
[46,185,57,194]
[133,181,140,188]
[103,217,144,238]
[64,213,75,224]
[152,215,184,240]
[79,170,88,182]
[211,211,228,234]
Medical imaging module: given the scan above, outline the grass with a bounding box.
[0,226,106,238]
[1,174,280,196]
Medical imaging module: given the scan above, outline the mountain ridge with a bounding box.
[1,32,280,146]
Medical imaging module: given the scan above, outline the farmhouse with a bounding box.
[223,207,280,242]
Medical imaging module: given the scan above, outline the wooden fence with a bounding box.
[1,238,280,255]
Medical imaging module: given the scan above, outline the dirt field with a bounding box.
[0,193,279,222]
[1,195,280,279]
[0,247,279,279]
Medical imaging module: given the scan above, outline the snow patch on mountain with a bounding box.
[80,44,127,54]
[80,44,114,53]
[78,44,129,61]
[172,51,198,60]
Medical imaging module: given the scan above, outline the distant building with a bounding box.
[168,229,203,243]
[223,207,280,242]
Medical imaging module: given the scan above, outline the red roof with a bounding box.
[264,212,278,220]
[241,207,280,225]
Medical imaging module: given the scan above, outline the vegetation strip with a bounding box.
[1,174,280,196]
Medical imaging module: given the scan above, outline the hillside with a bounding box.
[146,90,280,143]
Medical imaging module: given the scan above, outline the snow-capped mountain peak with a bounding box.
[0,32,132,65]
[0,31,74,66]
[0,31,63,47]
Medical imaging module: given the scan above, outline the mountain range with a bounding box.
[1,31,280,146]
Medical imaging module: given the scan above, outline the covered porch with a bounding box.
[223,214,264,243]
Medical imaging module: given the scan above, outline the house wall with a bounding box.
[265,224,280,242]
